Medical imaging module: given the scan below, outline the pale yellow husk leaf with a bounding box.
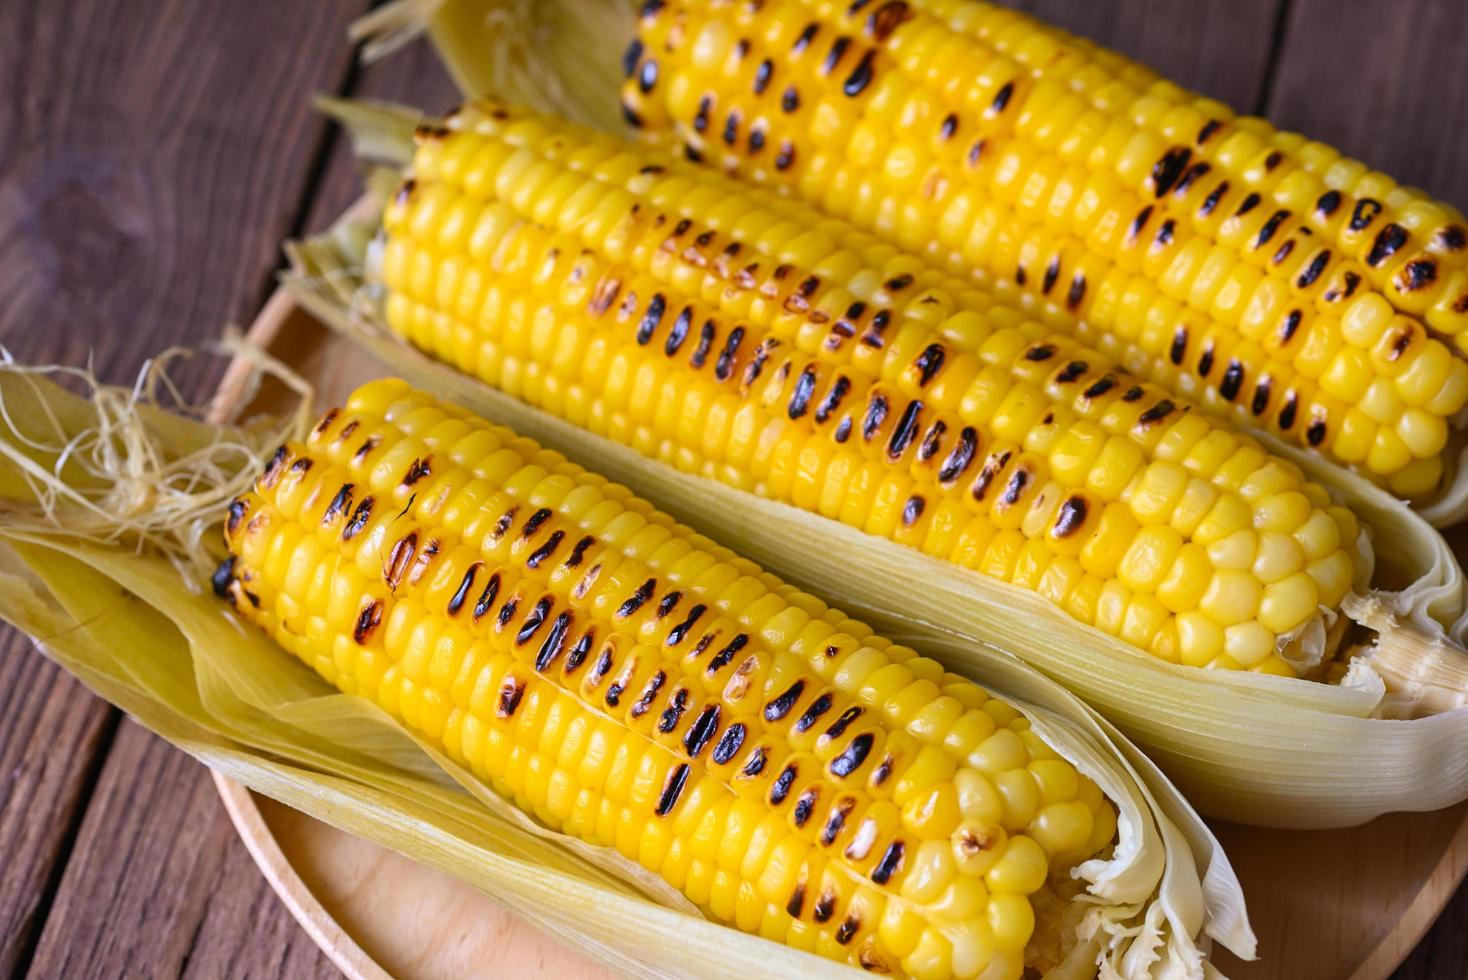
[0,360,1251,977]
[286,175,1468,828]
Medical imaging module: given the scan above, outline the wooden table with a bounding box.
[2,0,1466,976]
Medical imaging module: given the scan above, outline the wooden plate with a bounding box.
[214,287,1468,979]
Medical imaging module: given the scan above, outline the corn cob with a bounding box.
[617,0,1468,499]
[218,378,1116,980]
[371,101,1369,676]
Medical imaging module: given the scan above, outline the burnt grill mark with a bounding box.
[792,787,820,827]
[793,22,819,54]
[563,630,593,677]
[823,707,864,742]
[884,273,913,292]
[211,556,236,600]
[535,612,573,672]
[522,507,553,539]
[1398,257,1438,291]
[775,140,796,171]
[867,0,912,41]
[589,277,622,315]
[384,533,417,591]
[786,883,805,919]
[785,365,820,419]
[690,319,717,368]
[742,746,769,777]
[1254,210,1290,249]
[1252,379,1272,416]
[1067,272,1087,310]
[770,762,799,805]
[1042,257,1060,294]
[870,840,904,885]
[1024,344,1056,362]
[656,764,690,816]
[1084,375,1117,399]
[497,677,525,717]
[1000,467,1030,506]
[693,95,711,134]
[1306,418,1327,446]
[1235,192,1262,217]
[820,800,854,846]
[260,445,290,487]
[1297,250,1331,288]
[591,647,614,682]
[637,293,666,345]
[714,326,746,381]
[655,591,682,620]
[913,343,945,386]
[781,86,801,112]
[618,578,657,618]
[226,497,250,535]
[525,530,565,569]
[638,59,658,93]
[1056,359,1089,384]
[814,892,837,923]
[401,456,431,488]
[967,138,986,166]
[741,339,775,388]
[754,58,774,94]
[1127,204,1154,244]
[886,400,923,458]
[472,573,502,621]
[1367,224,1409,267]
[446,564,480,617]
[836,917,859,945]
[794,693,834,734]
[1197,344,1216,377]
[1349,198,1383,232]
[939,113,958,140]
[1122,386,1145,401]
[516,597,552,645]
[313,407,340,437]
[1279,308,1303,344]
[748,126,766,154]
[352,437,381,464]
[1315,189,1342,217]
[938,427,978,483]
[830,732,873,777]
[1137,399,1176,427]
[342,497,374,541]
[1278,392,1299,430]
[1154,218,1176,248]
[834,417,853,442]
[917,420,947,461]
[622,38,643,77]
[353,600,383,644]
[1273,239,1296,265]
[1174,161,1210,196]
[1170,326,1188,365]
[683,705,722,757]
[1151,146,1192,197]
[394,179,417,206]
[491,506,519,541]
[871,755,895,785]
[707,633,749,674]
[902,495,925,526]
[1219,360,1244,401]
[657,688,689,732]
[333,419,359,445]
[564,535,596,569]
[862,393,890,441]
[823,36,852,75]
[712,722,747,764]
[497,595,520,629]
[1438,225,1467,251]
[843,50,876,96]
[666,604,707,647]
[1197,119,1222,144]
[765,680,805,722]
[630,671,667,720]
[1199,180,1228,218]
[990,81,1014,113]
[1054,496,1088,537]
[814,375,852,423]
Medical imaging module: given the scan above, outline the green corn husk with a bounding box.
[356,0,1468,528]
[0,358,1252,978]
[282,95,1468,826]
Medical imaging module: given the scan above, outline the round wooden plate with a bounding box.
[213,289,1468,979]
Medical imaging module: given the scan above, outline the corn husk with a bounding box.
[285,154,1468,827]
[0,358,1252,977]
[357,0,1468,528]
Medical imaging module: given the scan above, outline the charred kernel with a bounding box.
[814,375,852,423]
[693,95,712,134]
[774,141,796,170]
[393,179,417,206]
[792,787,820,827]
[834,417,853,442]
[1001,468,1029,506]
[658,688,689,733]
[630,672,667,720]
[1054,496,1088,537]
[831,733,873,777]
[862,393,890,441]
[605,680,625,707]
[1306,418,1327,446]
[342,497,374,541]
[1236,193,1262,217]
[1366,224,1409,267]
[742,746,769,777]
[1174,161,1210,196]
[1316,190,1342,217]
[713,326,747,382]
[313,407,340,436]
[814,891,837,923]
[1056,359,1088,383]
[211,556,237,599]
[765,681,805,722]
[226,497,250,535]
[1025,344,1055,361]
[1136,399,1176,427]
[786,884,806,918]
[521,507,552,539]
[690,320,716,368]
[1398,257,1438,291]
[902,495,925,526]
[1169,327,1188,365]
[333,419,359,444]
[885,273,913,292]
[636,293,666,345]
[939,113,958,140]
[1438,225,1467,251]
[990,80,1014,113]
[622,38,643,77]
[620,102,643,128]
[1278,392,1300,430]
[656,591,682,619]
[384,533,417,591]
[741,339,775,387]
[516,597,551,645]
[748,126,766,153]
[753,58,774,94]
[870,841,905,885]
[836,917,859,945]
[1199,181,1228,218]
[471,573,501,621]
[1067,272,1087,310]
[1279,309,1304,344]
[563,632,594,674]
[1197,119,1222,144]
[1150,146,1192,197]
[490,506,519,542]
[354,600,384,644]
[843,50,876,96]
[1127,205,1154,243]
[793,22,819,54]
[352,436,381,463]
[677,698,716,754]
[867,0,912,41]
[525,530,565,570]
[655,764,690,816]
[1042,256,1060,294]
[769,762,800,805]
[1296,250,1331,288]
[1273,240,1296,265]
[822,36,852,75]
[535,612,573,672]
[1390,327,1415,359]
[497,677,525,718]
[967,139,986,166]
[1252,379,1272,416]
[637,59,658,93]
[781,86,800,112]
[1350,198,1383,231]
[1197,344,1216,377]
[722,111,740,146]
[1084,375,1117,399]
[666,603,708,647]
[260,445,290,486]
[712,722,747,764]
[1154,219,1177,248]
[823,706,864,741]
[938,428,978,483]
[707,633,750,674]
[913,343,945,385]
[1219,361,1244,401]
[886,400,923,458]
[1122,386,1145,402]
[1254,210,1290,248]
[617,578,657,618]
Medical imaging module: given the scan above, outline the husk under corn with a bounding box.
[0,359,1252,977]
[287,166,1468,827]
[358,0,1468,529]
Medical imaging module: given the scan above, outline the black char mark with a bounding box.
[618,578,657,618]
[655,764,691,816]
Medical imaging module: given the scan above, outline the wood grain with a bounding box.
[1009,0,1286,111]
[1269,0,1468,211]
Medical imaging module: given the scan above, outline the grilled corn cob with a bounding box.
[218,378,1116,980]
[371,101,1370,676]
[617,0,1468,498]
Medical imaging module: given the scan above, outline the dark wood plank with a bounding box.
[1268,0,1468,212]
[0,635,115,977]
[24,722,337,979]
[1007,0,1286,112]
[0,0,368,974]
